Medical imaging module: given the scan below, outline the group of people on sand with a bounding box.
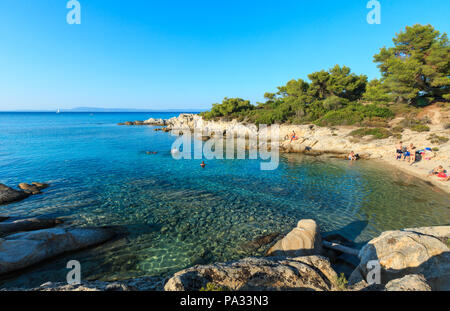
[395,141,419,164]
[395,141,448,182]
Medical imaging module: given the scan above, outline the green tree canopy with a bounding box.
[308,65,368,101]
[374,24,450,103]
[200,97,254,119]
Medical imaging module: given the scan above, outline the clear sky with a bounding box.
[0,0,449,111]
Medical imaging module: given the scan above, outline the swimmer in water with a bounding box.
[200,161,206,168]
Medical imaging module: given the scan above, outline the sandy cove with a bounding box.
[144,112,450,194]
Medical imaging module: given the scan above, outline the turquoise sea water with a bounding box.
[0,112,449,288]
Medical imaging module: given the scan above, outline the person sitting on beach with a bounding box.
[403,143,416,164]
[396,141,403,160]
[290,131,299,143]
[348,151,358,161]
[428,165,445,177]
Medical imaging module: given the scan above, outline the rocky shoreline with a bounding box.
[121,113,450,193]
[1,219,448,291]
[0,181,448,292]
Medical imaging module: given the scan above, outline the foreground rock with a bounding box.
[0,218,63,237]
[164,255,339,291]
[267,219,322,257]
[0,184,30,205]
[385,274,431,291]
[349,226,450,291]
[1,276,166,291]
[0,227,116,276]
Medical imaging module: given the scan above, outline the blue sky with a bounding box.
[0,0,448,111]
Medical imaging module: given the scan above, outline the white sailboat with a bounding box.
[56,108,60,114]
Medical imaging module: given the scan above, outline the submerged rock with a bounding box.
[239,232,280,252]
[0,227,116,276]
[18,182,50,195]
[164,255,339,291]
[0,184,30,205]
[31,182,50,190]
[18,183,40,195]
[266,219,322,257]
[1,276,166,291]
[349,226,450,291]
[0,218,63,237]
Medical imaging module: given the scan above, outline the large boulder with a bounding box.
[349,226,450,290]
[385,274,431,291]
[0,218,63,237]
[0,184,30,205]
[164,255,339,291]
[144,118,166,126]
[0,227,116,276]
[266,219,322,257]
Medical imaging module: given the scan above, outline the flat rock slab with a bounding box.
[0,184,30,205]
[164,255,339,291]
[0,218,63,237]
[0,227,116,276]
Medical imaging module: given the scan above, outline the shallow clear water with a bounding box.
[0,112,449,288]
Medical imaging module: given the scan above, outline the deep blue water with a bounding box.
[0,112,449,288]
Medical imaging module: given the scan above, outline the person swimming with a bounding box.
[200,161,206,168]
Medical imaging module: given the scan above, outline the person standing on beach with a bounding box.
[290,131,298,143]
[396,141,403,160]
[407,143,416,164]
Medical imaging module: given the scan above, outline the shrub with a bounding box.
[393,133,402,139]
[199,283,228,291]
[335,273,348,291]
[428,134,449,144]
[349,128,393,139]
[411,124,430,132]
[316,104,393,126]
[392,126,404,133]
